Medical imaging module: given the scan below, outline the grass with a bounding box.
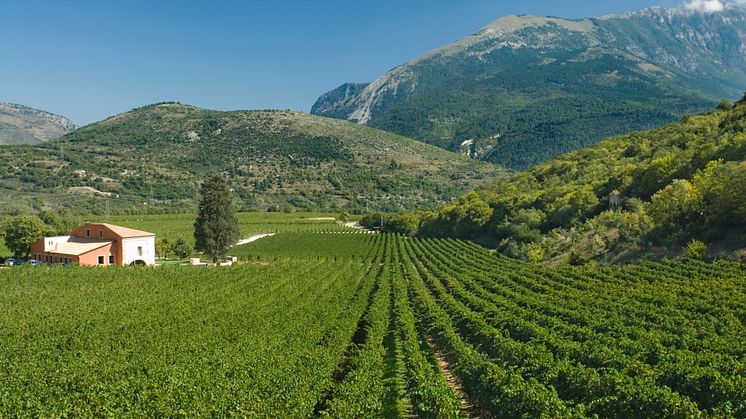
[231,232,379,260]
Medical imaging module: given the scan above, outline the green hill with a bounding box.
[0,103,502,215]
[313,6,746,169]
[376,96,746,264]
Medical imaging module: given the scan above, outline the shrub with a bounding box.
[684,240,708,261]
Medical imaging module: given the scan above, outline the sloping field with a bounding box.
[1,233,744,417]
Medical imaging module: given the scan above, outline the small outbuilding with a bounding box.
[31,222,156,266]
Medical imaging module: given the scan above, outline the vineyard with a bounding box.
[1,233,745,417]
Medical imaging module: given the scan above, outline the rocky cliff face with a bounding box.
[0,102,77,145]
[312,5,746,168]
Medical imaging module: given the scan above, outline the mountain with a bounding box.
[312,5,746,169]
[389,96,746,264]
[0,102,76,145]
[0,103,502,215]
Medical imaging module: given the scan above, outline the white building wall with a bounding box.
[122,236,156,266]
[44,236,72,252]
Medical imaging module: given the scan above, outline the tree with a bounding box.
[388,213,421,235]
[717,99,733,111]
[172,238,192,260]
[684,240,708,261]
[194,176,240,263]
[38,210,74,235]
[2,215,49,258]
[155,238,173,260]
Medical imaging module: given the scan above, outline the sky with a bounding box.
[0,0,735,125]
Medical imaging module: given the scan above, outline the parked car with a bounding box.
[5,258,22,266]
[28,259,43,267]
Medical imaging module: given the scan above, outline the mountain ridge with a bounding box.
[312,5,746,169]
[0,103,502,215]
[0,102,76,145]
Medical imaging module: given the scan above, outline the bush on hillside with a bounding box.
[684,240,708,261]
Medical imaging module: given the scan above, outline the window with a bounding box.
[98,256,105,265]
[109,255,114,264]
[86,229,91,237]
[138,246,143,256]
[99,230,104,238]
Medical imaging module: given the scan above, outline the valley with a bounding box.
[1,2,745,418]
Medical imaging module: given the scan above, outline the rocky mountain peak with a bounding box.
[0,102,77,145]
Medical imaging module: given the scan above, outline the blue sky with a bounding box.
[0,0,707,125]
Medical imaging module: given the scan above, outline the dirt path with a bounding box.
[344,221,367,231]
[235,233,275,246]
[427,336,481,418]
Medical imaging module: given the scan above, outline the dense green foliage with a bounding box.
[370,53,711,169]
[2,233,744,416]
[172,238,192,260]
[391,100,746,263]
[194,176,240,262]
[0,103,501,215]
[0,215,48,257]
[314,7,746,169]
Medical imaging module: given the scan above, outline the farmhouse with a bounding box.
[30,223,155,266]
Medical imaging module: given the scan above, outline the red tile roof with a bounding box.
[95,223,155,238]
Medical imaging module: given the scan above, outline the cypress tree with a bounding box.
[194,175,240,263]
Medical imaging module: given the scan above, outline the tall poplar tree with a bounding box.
[194,175,240,263]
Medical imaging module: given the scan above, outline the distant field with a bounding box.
[232,231,378,260]
[106,212,359,247]
[0,212,358,258]
[2,233,744,416]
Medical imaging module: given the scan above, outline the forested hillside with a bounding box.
[369,96,746,263]
[314,6,746,169]
[0,103,501,215]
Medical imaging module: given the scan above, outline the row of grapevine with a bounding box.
[0,257,381,416]
[1,232,744,417]
[394,235,745,417]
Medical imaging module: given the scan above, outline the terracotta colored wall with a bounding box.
[69,223,119,241]
[113,240,124,266]
[69,223,124,266]
[77,243,114,266]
